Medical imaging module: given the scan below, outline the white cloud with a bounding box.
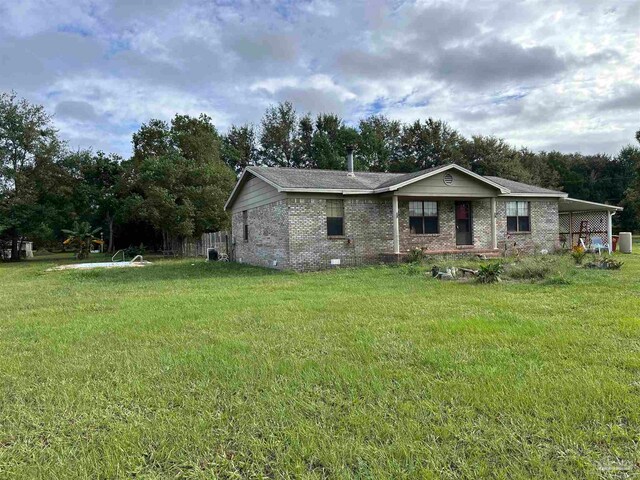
[0,0,638,157]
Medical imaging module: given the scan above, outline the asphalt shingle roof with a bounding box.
[244,165,565,195]
[247,166,404,191]
[484,176,565,195]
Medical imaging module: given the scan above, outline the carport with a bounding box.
[558,198,623,253]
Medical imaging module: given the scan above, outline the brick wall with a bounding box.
[496,199,560,254]
[231,200,290,269]
[398,200,455,251]
[472,199,493,249]
[399,199,493,251]
[288,197,393,271]
[230,196,561,271]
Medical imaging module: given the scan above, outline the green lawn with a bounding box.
[1,248,639,479]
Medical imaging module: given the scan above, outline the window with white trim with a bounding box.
[409,201,439,234]
[506,201,530,232]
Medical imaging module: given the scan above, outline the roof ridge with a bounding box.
[248,165,405,175]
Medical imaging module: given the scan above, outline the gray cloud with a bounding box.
[55,100,99,121]
[273,87,347,115]
[405,4,481,47]
[599,87,640,111]
[0,31,103,89]
[335,48,428,80]
[336,38,567,90]
[229,31,300,64]
[432,40,567,89]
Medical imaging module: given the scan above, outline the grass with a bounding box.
[0,246,639,479]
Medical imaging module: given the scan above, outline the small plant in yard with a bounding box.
[477,262,503,283]
[62,221,103,260]
[571,245,587,265]
[399,262,423,275]
[406,247,425,264]
[585,256,624,270]
[505,256,556,280]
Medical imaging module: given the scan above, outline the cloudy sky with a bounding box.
[1,0,639,158]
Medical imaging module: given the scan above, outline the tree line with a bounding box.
[1,93,639,260]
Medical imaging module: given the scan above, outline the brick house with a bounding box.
[224,161,622,271]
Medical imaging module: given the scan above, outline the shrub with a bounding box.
[406,248,425,264]
[399,263,423,275]
[506,261,552,280]
[571,245,587,265]
[505,256,558,280]
[477,262,503,284]
[124,244,146,258]
[585,257,624,270]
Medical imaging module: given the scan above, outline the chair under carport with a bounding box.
[558,198,623,253]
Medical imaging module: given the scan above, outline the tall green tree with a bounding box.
[222,124,259,175]
[357,115,402,172]
[296,114,315,168]
[130,114,235,250]
[259,102,301,167]
[77,152,127,252]
[132,119,172,167]
[311,114,358,170]
[462,135,532,181]
[518,149,561,190]
[397,118,467,172]
[619,143,640,232]
[0,92,62,260]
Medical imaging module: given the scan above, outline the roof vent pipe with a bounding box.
[346,147,355,176]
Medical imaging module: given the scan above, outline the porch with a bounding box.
[390,195,500,256]
[558,198,623,253]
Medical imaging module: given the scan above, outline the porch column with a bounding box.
[490,197,497,249]
[607,211,613,253]
[392,195,400,254]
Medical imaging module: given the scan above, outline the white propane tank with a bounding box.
[618,232,633,254]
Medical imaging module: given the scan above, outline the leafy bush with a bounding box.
[571,246,587,265]
[506,261,553,280]
[585,257,624,270]
[124,244,146,258]
[406,248,425,264]
[477,262,503,284]
[399,263,423,275]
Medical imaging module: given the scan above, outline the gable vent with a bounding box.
[443,173,454,185]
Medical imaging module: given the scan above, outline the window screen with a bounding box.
[326,200,344,236]
[506,201,530,232]
[409,201,439,234]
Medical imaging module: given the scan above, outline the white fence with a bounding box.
[558,212,610,249]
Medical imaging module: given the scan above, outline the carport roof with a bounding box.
[559,198,623,212]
